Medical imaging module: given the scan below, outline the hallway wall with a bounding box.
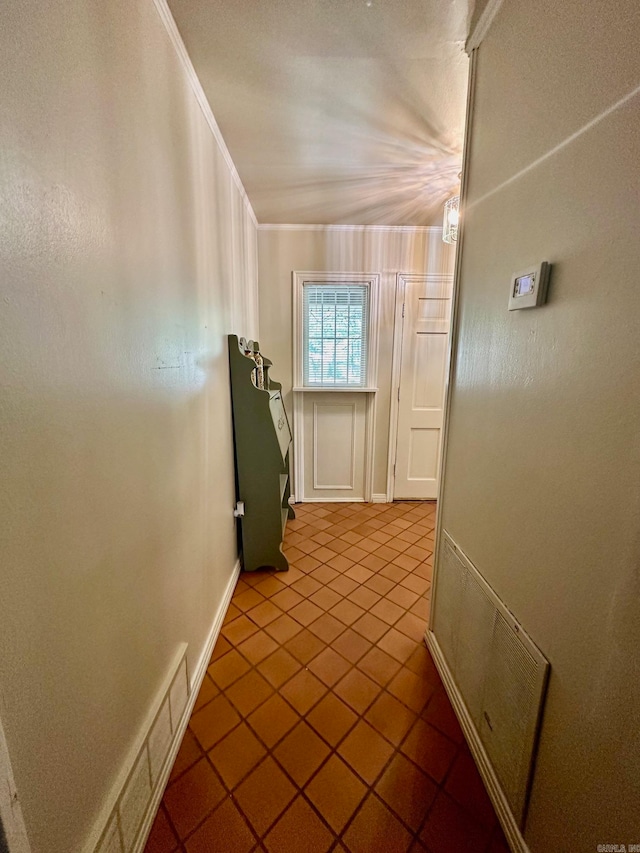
[439,0,640,848]
[258,226,455,497]
[0,1,258,851]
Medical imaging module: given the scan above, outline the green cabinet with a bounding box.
[228,335,295,572]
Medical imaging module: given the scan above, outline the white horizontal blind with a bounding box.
[303,283,369,387]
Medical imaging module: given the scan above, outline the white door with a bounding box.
[393,275,453,500]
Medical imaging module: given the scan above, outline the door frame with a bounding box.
[386,273,454,501]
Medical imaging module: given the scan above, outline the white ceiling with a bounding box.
[167,0,471,225]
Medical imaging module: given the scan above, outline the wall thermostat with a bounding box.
[507,262,551,310]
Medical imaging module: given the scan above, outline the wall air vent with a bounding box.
[430,531,549,827]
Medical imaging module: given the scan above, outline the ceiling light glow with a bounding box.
[442,195,460,243]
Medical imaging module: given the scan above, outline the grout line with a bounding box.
[158,502,447,851]
[158,803,181,853]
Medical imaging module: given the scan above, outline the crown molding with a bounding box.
[258,224,442,233]
[466,0,504,53]
[152,0,258,228]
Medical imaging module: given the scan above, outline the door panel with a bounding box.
[407,428,440,479]
[394,275,453,500]
[412,333,448,409]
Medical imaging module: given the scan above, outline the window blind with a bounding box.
[302,283,369,387]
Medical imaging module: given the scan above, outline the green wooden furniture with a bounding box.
[228,335,295,572]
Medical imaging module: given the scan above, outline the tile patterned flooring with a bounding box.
[145,501,509,853]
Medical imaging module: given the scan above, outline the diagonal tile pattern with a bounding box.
[145,501,509,853]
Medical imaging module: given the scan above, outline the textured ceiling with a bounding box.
[167,0,471,225]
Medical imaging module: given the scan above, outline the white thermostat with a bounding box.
[508,262,551,310]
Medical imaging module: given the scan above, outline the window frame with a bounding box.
[293,271,380,392]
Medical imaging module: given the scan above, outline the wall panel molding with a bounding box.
[312,402,357,490]
[259,224,442,233]
[426,631,532,853]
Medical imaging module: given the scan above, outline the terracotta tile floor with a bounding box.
[145,502,510,853]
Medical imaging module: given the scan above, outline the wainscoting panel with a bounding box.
[429,532,549,829]
[302,393,367,500]
[313,403,356,490]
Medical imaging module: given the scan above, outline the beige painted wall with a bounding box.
[0,1,258,851]
[440,0,640,848]
[257,227,455,497]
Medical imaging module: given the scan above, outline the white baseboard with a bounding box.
[133,559,240,853]
[290,495,386,505]
[187,559,241,709]
[296,497,366,503]
[88,560,241,853]
[425,630,531,853]
[87,645,190,853]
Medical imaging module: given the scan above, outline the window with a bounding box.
[302,283,369,387]
[293,271,379,392]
